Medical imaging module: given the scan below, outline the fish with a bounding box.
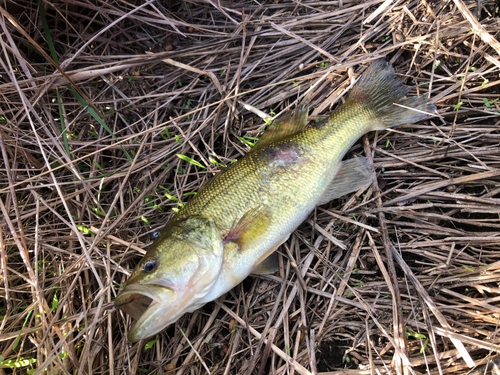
[115,59,436,342]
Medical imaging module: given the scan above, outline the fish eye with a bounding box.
[142,258,157,273]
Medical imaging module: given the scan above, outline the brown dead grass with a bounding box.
[1,0,500,374]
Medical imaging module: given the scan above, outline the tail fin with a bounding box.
[345,59,436,130]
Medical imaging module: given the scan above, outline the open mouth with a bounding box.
[115,284,177,342]
[114,290,154,321]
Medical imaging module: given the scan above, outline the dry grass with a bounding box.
[1,0,500,374]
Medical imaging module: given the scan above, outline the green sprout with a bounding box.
[176,154,206,169]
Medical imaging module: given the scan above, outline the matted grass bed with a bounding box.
[1,0,500,374]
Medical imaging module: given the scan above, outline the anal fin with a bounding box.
[318,157,372,206]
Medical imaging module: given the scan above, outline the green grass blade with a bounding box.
[13,309,33,350]
[145,338,158,350]
[0,357,37,369]
[68,87,132,162]
[56,89,71,157]
[176,154,206,169]
[40,2,71,158]
[38,1,58,63]
[237,136,255,146]
[38,1,132,163]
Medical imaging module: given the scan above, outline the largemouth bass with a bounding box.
[115,59,436,342]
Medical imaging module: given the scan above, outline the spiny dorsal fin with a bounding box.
[252,104,309,152]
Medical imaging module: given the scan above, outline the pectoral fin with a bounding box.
[318,157,372,205]
[253,105,309,152]
[224,205,272,251]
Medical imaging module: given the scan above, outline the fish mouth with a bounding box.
[115,284,178,342]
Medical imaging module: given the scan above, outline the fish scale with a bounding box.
[115,59,436,342]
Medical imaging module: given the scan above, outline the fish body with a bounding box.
[115,59,436,342]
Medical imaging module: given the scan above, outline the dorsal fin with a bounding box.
[252,104,309,152]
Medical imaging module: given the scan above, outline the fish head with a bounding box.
[115,216,224,342]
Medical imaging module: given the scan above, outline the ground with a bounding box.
[0,0,500,374]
